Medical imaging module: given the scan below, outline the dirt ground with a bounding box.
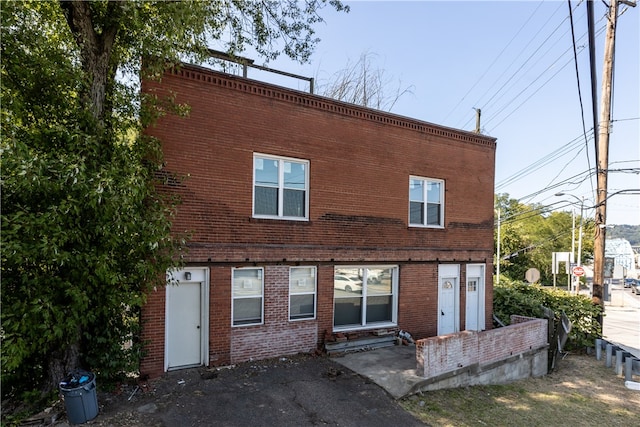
[15,351,640,426]
[44,353,423,427]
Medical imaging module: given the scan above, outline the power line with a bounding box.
[482,49,589,131]
[500,229,575,260]
[513,168,595,202]
[481,20,608,131]
[495,130,592,190]
[568,0,595,196]
[442,0,549,126]
[459,1,569,129]
[459,2,601,131]
[459,4,609,134]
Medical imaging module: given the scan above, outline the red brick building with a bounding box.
[140,63,497,378]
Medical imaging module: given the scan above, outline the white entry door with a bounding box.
[165,268,208,371]
[438,264,460,335]
[465,264,486,331]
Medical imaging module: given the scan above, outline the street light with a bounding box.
[555,193,584,294]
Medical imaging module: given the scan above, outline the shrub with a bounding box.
[493,278,602,349]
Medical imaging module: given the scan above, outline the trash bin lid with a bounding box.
[59,370,94,389]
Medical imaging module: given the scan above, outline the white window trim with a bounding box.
[333,265,399,332]
[289,266,317,321]
[231,267,264,327]
[253,153,309,221]
[409,176,445,228]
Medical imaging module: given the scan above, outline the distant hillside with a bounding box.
[608,224,640,246]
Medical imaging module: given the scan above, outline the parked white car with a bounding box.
[334,275,363,293]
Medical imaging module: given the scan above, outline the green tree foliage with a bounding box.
[607,224,640,246]
[495,193,595,284]
[1,0,348,400]
[1,1,179,398]
[493,278,602,350]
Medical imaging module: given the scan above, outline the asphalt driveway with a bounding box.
[74,354,424,427]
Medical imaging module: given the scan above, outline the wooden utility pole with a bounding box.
[592,0,620,321]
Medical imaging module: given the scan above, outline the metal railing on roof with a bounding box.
[207,49,314,94]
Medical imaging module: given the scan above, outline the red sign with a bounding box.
[572,266,585,277]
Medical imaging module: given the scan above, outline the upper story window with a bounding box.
[409,176,444,228]
[254,154,309,220]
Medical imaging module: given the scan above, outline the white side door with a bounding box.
[465,277,480,331]
[438,264,460,335]
[165,268,209,371]
[465,264,486,331]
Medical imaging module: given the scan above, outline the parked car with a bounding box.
[334,275,363,293]
[624,278,636,288]
[630,279,640,295]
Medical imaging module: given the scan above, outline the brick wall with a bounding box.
[139,285,166,378]
[229,266,319,362]
[143,65,496,265]
[209,266,232,365]
[397,264,439,338]
[141,64,497,374]
[417,317,547,378]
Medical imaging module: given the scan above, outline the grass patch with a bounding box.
[400,353,640,426]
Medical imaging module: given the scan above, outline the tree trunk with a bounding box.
[60,1,121,127]
[46,340,81,394]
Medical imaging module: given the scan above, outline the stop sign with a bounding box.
[572,266,585,277]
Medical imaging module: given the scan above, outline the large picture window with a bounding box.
[289,267,316,320]
[254,154,308,220]
[333,266,398,330]
[232,268,264,326]
[409,177,444,227]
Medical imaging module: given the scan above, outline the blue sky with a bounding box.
[218,0,640,225]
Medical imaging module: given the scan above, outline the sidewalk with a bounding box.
[331,345,421,399]
[603,288,640,358]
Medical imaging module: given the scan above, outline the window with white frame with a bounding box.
[289,266,316,320]
[409,177,444,227]
[232,268,264,326]
[333,266,398,329]
[254,154,308,220]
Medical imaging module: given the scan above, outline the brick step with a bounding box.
[325,335,397,355]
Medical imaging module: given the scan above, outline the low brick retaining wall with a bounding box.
[416,316,548,379]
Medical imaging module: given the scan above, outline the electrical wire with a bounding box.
[481,19,609,130]
[458,3,610,135]
[500,229,575,260]
[459,2,595,130]
[482,46,593,131]
[457,1,569,130]
[441,0,549,126]
[495,130,592,190]
[513,168,595,202]
[534,143,588,199]
[567,0,589,146]
[497,200,566,225]
[568,0,595,197]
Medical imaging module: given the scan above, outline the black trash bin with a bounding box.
[59,370,98,424]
